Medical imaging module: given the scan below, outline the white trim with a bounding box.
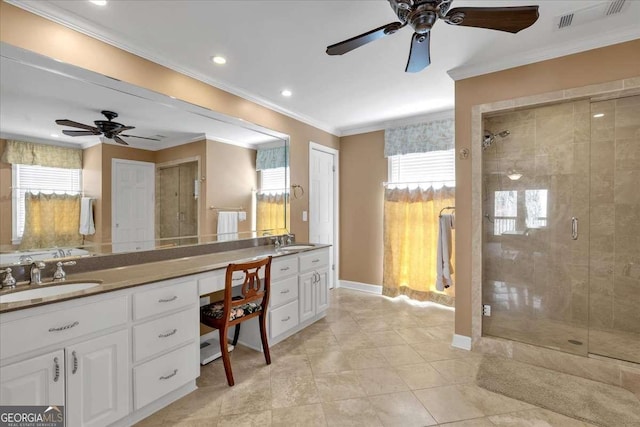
[451,334,472,351]
[338,280,383,295]
[340,109,455,137]
[4,0,340,137]
[309,142,340,290]
[448,26,640,81]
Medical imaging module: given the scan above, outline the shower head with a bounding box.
[482,129,510,150]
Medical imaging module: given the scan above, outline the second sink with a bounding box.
[0,282,101,304]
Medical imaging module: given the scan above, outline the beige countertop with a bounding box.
[0,244,329,314]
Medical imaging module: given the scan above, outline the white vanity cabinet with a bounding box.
[0,349,65,406]
[299,249,330,323]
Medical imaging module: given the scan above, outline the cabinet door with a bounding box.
[316,268,330,313]
[66,329,130,427]
[0,350,65,406]
[299,271,316,323]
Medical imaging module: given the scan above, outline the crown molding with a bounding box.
[339,108,455,137]
[448,26,640,81]
[6,0,341,137]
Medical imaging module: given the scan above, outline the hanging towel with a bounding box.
[217,211,239,241]
[79,197,95,235]
[436,213,455,291]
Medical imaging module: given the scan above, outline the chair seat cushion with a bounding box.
[201,300,262,322]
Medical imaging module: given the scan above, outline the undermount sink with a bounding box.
[0,282,101,304]
[280,245,316,251]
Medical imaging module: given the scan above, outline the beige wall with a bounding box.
[339,131,386,285]
[454,39,640,337]
[0,2,340,242]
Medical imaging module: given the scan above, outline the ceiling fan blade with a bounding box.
[326,22,405,55]
[120,134,161,141]
[405,32,431,73]
[55,119,100,132]
[62,130,99,137]
[112,136,129,146]
[444,6,539,33]
[113,126,135,134]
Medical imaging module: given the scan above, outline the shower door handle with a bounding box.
[571,217,578,240]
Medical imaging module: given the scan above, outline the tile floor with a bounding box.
[135,288,597,426]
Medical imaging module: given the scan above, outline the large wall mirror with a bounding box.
[0,44,290,266]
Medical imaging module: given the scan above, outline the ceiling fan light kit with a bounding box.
[55,110,161,146]
[326,0,540,72]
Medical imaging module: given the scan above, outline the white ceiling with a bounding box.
[8,0,640,136]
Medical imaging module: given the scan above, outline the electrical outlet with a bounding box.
[302,211,308,222]
[482,304,491,316]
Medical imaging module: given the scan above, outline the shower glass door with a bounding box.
[588,95,640,363]
[482,100,591,356]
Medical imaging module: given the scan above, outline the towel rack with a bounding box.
[209,206,244,211]
[439,206,456,217]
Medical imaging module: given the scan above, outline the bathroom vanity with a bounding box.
[0,244,330,427]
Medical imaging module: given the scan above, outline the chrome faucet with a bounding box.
[1,268,17,289]
[30,261,46,285]
[53,261,76,282]
[272,236,282,251]
[285,234,294,246]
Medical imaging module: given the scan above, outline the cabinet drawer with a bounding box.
[299,249,330,272]
[270,276,298,308]
[197,270,225,295]
[133,279,197,320]
[133,308,198,362]
[271,256,298,281]
[134,343,198,410]
[269,300,299,338]
[0,295,128,360]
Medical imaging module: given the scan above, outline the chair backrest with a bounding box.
[223,256,272,315]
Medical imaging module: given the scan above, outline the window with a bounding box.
[12,164,82,242]
[260,167,288,195]
[494,190,518,236]
[388,149,455,188]
[493,189,548,236]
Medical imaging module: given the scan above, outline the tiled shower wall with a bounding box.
[481,95,640,363]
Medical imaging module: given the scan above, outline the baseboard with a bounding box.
[338,280,383,295]
[451,334,472,351]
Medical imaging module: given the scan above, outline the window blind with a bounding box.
[260,167,288,195]
[388,149,455,188]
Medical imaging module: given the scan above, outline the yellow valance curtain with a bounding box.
[1,140,82,169]
[383,186,455,305]
[256,193,289,236]
[20,193,82,250]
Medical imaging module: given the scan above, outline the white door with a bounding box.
[112,159,155,253]
[309,143,338,289]
[66,329,130,427]
[0,350,65,406]
[298,271,315,323]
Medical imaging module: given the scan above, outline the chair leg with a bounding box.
[232,323,241,346]
[219,326,234,386]
[259,313,271,365]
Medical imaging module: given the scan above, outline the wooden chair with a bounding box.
[200,256,272,386]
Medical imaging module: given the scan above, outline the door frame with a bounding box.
[308,142,339,290]
[111,158,155,251]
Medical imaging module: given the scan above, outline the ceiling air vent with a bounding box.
[554,0,630,31]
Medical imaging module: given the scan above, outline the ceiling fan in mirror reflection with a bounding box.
[55,110,161,146]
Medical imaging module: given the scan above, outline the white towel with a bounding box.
[436,213,455,291]
[79,197,95,235]
[217,212,238,241]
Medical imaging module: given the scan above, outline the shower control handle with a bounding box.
[571,217,578,240]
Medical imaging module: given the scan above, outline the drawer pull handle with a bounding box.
[49,321,79,332]
[158,329,178,338]
[53,357,60,382]
[280,289,290,294]
[280,266,290,271]
[159,369,178,380]
[158,296,178,303]
[72,351,78,375]
[281,316,291,322]
[312,259,320,263]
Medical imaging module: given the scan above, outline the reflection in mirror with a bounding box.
[0,44,289,266]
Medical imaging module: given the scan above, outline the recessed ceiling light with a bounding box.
[507,169,523,181]
[50,134,60,138]
[281,89,292,97]
[89,0,107,5]
[593,113,605,118]
[211,56,226,65]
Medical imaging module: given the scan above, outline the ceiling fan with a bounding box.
[55,110,160,145]
[326,0,540,73]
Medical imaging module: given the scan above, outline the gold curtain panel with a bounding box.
[20,193,82,250]
[256,193,289,236]
[1,140,82,169]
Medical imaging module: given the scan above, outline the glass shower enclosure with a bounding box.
[481,95,640,364]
